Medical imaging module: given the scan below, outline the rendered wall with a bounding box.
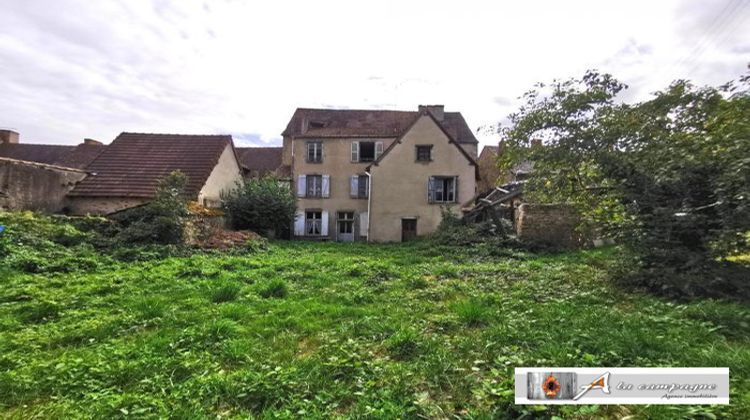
[199,144,243,207]
[0,159,86,212]
[368,115,476,242]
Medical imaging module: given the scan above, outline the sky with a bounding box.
[0,0,748,149]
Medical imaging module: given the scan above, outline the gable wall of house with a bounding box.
[198,144,243,207]
[368,115,476,242]
[477,146,503,194]
[292,137,396,240]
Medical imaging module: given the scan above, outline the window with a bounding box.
[359,142,376,162]
[306,175,323,197]
[351,141,384,162]
[358,175,368,198]
[305,211,322,235]
[416,145,432,162]
[307,141,322,163]
[428,176,457,203]
[350,174,369,198]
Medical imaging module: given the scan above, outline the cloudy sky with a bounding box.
[0,0,748,149]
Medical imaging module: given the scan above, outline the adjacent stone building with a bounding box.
[67,133,244,215]
[0,158,87,212]
[282,105,478,242]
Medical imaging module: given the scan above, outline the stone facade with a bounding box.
[477,145,503,194]
[514,203,581,248]
[0,158,87,212]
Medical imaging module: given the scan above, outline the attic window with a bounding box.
[308,120,326,129]
[416,145,433,162]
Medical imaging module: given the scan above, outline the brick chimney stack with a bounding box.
[418,105,444,121]
[83,138,103,146]
[0,129,19,144]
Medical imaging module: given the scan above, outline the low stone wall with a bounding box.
[0,158,87,213]
[65,197,148,216]
[515,203,581,248]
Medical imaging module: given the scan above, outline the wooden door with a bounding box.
[401,219,417,242]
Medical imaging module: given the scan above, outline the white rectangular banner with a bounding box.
[515,368,729,405]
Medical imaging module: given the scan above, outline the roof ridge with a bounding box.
[118,132,232,137]
[294,107,417,113]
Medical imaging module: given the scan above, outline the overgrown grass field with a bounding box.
[1,216,748,418]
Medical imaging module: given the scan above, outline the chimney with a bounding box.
[0,129,19,144]
[418,105,444,121]
[83,138,103,146]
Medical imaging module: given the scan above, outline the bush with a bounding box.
[222,177,296,237]
[111,171,190,245]
[430,207,515,248]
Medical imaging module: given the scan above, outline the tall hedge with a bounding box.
[222,177,296,237]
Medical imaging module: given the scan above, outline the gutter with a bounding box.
[366,171,372,243]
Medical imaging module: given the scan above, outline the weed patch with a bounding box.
[257,279,288,299]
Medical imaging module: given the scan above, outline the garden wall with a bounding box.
[515,203,581,248]
[0,158,87,213]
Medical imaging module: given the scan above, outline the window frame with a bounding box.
[416,145,433,162]
[305,210,323,236]
[306,141,323,163]
[429,176,458,204]
[306,174,323,198]
[357,174,369,198]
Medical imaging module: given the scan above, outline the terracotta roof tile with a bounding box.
[0,143,107,169]
[0,144,75,165]
[282,108,478,144]
[236,147,283,176]
[69,133,232,198]
[55,144,107,169]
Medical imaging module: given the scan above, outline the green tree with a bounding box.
[112,171,190,245]
[499,69,750,297]
[222,177,296,237]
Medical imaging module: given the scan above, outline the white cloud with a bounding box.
[0,0,747,149]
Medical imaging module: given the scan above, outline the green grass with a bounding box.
[1,238,749,418]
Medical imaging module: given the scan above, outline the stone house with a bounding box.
[477,144,502,194]
[236,146,291,180]
[281,105,478,242]
[67,133,244,215]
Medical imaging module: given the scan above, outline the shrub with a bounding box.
[257,279,288,299]
[222,177,296,237]
[111,171,190,245]
[430,207,515,249]
[112,171,188,244]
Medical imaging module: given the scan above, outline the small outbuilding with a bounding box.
[67,133,244,215]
